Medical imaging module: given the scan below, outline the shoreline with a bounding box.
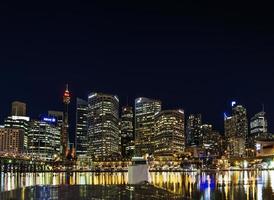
[1,168,273,173]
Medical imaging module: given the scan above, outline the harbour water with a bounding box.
[1,170,274,199]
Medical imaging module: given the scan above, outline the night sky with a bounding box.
[0,2,274,141]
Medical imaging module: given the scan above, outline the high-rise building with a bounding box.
[224,102,248,157]
[11,101,26,116]
[0,128,24,153]
[154,110,185,158]
[232,104,248,139]
[135,97,161,156]
[200,124,213,146]
[121,106,134,158]
[186,114,202,146]
[249,111,269,149]
[87,92,120,160]
[4,116,30,152]
[28,116,60,160]
[76,98,88,158]
[200,124,222,157]
[48,110,63,154]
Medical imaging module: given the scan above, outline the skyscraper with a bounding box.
[48,110,63,154]
[186,114,202,146]
[224,102,248,157]
[121,106,134,158]
[154,110,185,158]
[28,116,60,161]
[4,116,30,152]
[200,124,222,157]
[11,101,26,116]
[87,92,120,160]
[76,98,88,158]
[0,128,24,153]
[249,111,269,149]
[232,104,248,139]
[135,97,161,156]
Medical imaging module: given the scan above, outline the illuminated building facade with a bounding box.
[28,116,60,160]
[4,116,30,153]
[87,93,120,160]
[154,110,185,157]
[135,97,161,156]
[232,104,248,138]
[121,106,134,158]
[186,114,202,146]
[0,128,24,153]
[200,124,222,157]
[76,98,88,158]
[249,111,270,149]
[48,110,63,153]
[224,102,248,157]
[11,101,26,116]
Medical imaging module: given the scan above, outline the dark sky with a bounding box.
[0,2,274,141]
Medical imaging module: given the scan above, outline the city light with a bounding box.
[42,117,56,123]
[137,98,142,103]
[88,93,97,99]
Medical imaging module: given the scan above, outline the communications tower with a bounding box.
[61,84,70,160]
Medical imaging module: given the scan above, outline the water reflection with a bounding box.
[1,171,274,199]
[151,171,274,200]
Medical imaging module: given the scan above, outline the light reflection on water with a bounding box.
[1,171,274,199]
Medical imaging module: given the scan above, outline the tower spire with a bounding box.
[61,84,71,160]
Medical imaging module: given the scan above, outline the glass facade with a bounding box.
[224,104,248,157]
[48,110,63,154]
[28,119,60,161]
[87,93,120,160]
[135,97,161,156]
[76,98,88,158]
[249,111,269,149]
[186,114,202,146]
[154,110,185,158]
[121,106,134,158]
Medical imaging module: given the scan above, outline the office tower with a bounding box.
[224,102,248,157]
[186,114,202,146]
[61,84,70,160]
[11,101,26,116]
[48,110,63,153]
[200,124,222,157]
[4,116,30,152]
[121,106,134,158]
[232,104,248,139]
[154,110,185,158]
[76,98,88,158]
[87,92,120,160]
[0,128,24,153]
[200,124,213,146]
[249,111,269,148]
[28,116,60,160]
[135,97,161,156]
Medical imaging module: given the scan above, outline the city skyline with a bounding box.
[1,2,274,199]
[0,91,273,140]
[0,1,274,137]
